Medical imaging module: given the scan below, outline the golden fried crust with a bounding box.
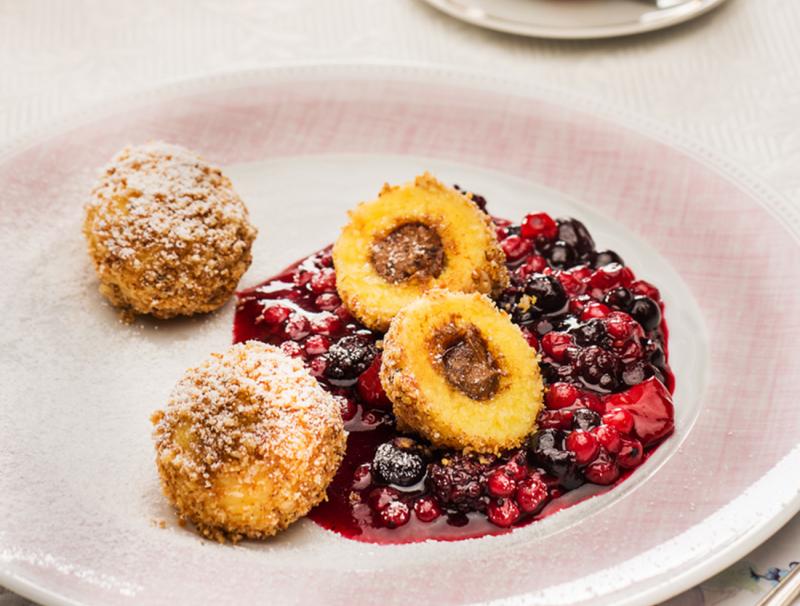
[151,342,346,542]
[83,142,257,319]
[381,289,543,453]
[333,173,508,331]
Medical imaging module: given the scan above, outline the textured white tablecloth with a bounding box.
[1,1,798,604]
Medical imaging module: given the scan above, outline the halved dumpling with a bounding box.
[333,173,508,331]
[380,289,543,453]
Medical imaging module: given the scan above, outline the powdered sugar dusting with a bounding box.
[88,141,251,255]
[153,341,343,485]
[83,142,257,317]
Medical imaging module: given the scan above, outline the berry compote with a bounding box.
[233,198,675,544]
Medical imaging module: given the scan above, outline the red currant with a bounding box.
[515,476,548,513]
[545,382,579,409]
[487,498,521,528]
[356,355,391,409]
[414,497,442,523]
[304,334,331,355]
[379,501,410,528]
[487,469,516,498]
[541,332,573,362]
[537,409,575,430]
[310,268,337,293]
[262,304,291,325]
[605,311,635,340]
[315,293,341,311]
[520,212,558,241]
[617,437,644,469]
[592,424,622,454]
[501,235,533,261]
[580,302,611,321]
[565,430,600,465]
[584,454,620,485]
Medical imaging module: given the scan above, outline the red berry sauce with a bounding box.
[233,200,675,544]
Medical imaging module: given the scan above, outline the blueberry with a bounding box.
[572,408,601,431]
[603,287,634,311]
[523,274,568,315]
[372,438,427,487]
[557,457,586,489]
[545,449,585,489]
[528,428,564,453]
[539,361,562,384]
[534,234,553,250]
[325,335,377,381]
[570,319,607,347]
[547,240,577,268]
[527,431,584,489]
[592,249,625,268]
[453,185,488,213]
[533,317,558,336]
[622,361,649,386]
[644,338,666,369]
[557,219,595,256]
[497,288,520,314]
[630,296,662,331]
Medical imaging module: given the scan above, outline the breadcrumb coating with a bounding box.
[152,342,346,542]
[83,142,257,318]
[381,289,543,453]
[333,173,508,331]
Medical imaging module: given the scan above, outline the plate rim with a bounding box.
[1,61,798,606]
[419,0,730,39]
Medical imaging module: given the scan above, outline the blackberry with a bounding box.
[555,363,578,383]
[570,318,607,347]
[324,335,377,380]
[372,438,428,487]
[575,345,621,392]
[428,453,492,513]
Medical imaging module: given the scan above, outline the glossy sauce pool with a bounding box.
[233,214,675,544]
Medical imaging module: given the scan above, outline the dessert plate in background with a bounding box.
[1,63,799,606]
[421,0,729,39]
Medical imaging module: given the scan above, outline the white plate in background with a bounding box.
[421,0,729,39]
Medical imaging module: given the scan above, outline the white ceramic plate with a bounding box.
[1,64,799,606]
[421,0,729,39]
